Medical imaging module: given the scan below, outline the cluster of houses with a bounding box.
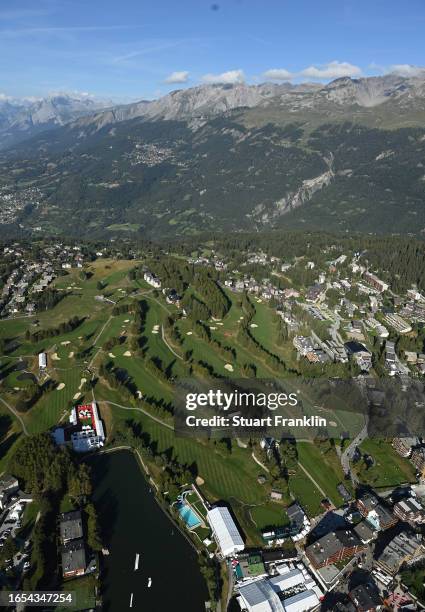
[0,242,92,317]
[205,482,425,611]
[0,475,33,575]
[0,186,42,225]
[0,256,56,316]
[191,457,425,611]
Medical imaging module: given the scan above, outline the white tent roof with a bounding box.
[238,580,284,612]
[207,506,244,556]
[283,590,319,612]
[270,569,305,592]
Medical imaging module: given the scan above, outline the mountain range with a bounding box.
[1,75,425,239]
[0,93,111,150]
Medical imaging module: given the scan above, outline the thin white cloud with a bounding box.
[263,68,293,81]
[388,64,425,77]
[0,24,147,39]
[201,69,245,84]
[164,71,189,84]
[300,61,362,79]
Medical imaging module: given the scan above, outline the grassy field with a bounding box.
[250,503,289,530]
[354,439,417,488]
[57,575,97,611]
[0,401,23,473]
[297,441,348,506]
[289,475,323,517]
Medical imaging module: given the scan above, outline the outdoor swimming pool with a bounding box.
[177,502,201,529]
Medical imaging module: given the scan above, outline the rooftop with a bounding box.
[59,510,84,543]
[306,530,363,566]
[61,538,87,575]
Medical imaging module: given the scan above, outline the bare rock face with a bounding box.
[3,75,425,149]
[0,94,111,149]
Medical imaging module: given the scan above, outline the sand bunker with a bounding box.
[52,353,60,361]
[78,377,87,390]
[224,364,234,372]
[217,322,224,326]
[124,319,130,323]
[123,351,132,357]
[186,331,193,335]
[250,323,258,328]
[153,324,160,330]
[210,326,217,330]
[69,351,74,358]
[151,330,159,334]
[57,383,65,390]
[108,352,116,358]
[73,392,81,400]
[195,476,205,486]
[136,390,143,399]
[61,340,71,345]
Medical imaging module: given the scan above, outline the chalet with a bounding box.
[305,530,366,569]
[0,475,19,510]
[393,497,425,524]
[143,271,161,289]
[60,510,84,544]
[305,284,324,303]
[376,531,425,576]
[270,489,283,501]
[356,493,397,531]
[363,272,389,293]
[410,448,425,477]
[61,539,87,578]
[349,582,382,612]
[392,437,419,458]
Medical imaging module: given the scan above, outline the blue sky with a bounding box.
[1,0,425,100]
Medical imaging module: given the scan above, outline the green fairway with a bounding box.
[24,367,86,434]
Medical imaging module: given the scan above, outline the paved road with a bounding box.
[87,315,113,369]
[341,423,368,484]
[251,452,270,473]
[100,400,174,431]
[161,325,183,360]
[0,396,28,436]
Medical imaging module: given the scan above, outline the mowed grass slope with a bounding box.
[296,441,347,506]
[355,439,416,488]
